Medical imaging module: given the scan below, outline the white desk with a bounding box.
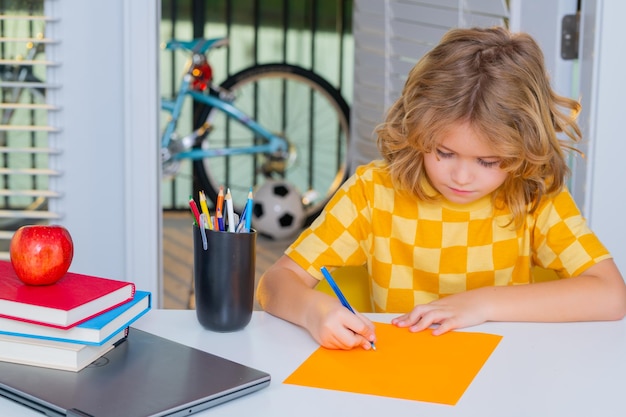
[1,310,625,416]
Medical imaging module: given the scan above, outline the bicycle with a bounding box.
[0,36,351,228]
[161,37,351,224]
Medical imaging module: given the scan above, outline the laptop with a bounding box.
[0,328,271,417]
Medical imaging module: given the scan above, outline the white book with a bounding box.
[0,327,127,372]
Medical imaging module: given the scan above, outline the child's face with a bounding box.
[423,121,508,205]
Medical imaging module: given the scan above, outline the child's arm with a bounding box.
[257,255,376,350]
[393,258,626,335]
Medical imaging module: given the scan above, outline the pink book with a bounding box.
[0,260,135,329]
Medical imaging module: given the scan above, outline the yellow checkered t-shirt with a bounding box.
[286,160,611,312]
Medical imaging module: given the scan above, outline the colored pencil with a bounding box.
[225,188,236,232]
[188,195,201,226]
[244,187,253,232]
[199,191,213,230]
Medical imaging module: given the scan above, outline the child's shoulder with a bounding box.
[354,160,393,184]
[533,186,580,217]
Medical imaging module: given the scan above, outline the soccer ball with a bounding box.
[252,180,305,240]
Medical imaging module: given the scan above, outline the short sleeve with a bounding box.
[285,165,372,280]
[532,188,611,277]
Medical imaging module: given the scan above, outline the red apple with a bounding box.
[9,224,74,286]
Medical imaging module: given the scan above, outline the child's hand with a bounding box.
[391,290,490,335]
[306,297,376,350]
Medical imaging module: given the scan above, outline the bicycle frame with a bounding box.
[160,38,289,162]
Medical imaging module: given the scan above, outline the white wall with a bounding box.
[579,0,626,273]
[509,0,587,207]
[46,0,162,304]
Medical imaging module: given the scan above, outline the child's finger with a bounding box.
[338,310,376,349]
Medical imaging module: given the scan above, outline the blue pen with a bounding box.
[236,200,249,233]
[320,266,376,350]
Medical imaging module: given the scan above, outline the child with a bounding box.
[256,26,626,350]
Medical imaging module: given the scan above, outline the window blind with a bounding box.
[0,1,61,260]
[350,0,508,169]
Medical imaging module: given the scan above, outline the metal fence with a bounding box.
[160,0,354,210]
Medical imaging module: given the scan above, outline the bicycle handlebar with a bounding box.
[164,38,229,54]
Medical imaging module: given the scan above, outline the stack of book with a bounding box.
[0,260,151,372]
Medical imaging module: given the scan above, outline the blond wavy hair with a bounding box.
[376,26,581,228]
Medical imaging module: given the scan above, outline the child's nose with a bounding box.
[451,161,473,185]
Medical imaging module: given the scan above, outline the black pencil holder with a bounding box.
[192,225,256,332]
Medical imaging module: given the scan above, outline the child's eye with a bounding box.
[436,149,453,159]
[477,159,500,168]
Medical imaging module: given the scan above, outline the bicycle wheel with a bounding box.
[192,63,350,225]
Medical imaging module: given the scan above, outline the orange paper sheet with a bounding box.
[284,322,502,405]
